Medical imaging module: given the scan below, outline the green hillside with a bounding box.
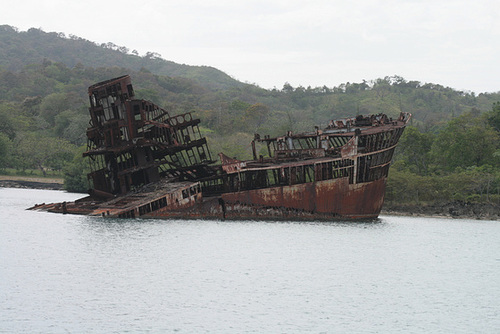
[0,25,243,90]
[0,25,499,210]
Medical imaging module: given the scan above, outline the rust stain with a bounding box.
[29,75,411,221]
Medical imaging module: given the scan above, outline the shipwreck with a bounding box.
[30,75,411,220]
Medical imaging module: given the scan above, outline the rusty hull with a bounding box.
[30,75,411,221]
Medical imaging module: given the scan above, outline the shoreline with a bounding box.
[2,176,498,221]
[0,175,64,190]
[382,202,500,221]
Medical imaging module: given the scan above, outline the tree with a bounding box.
[430,111,499,171]
[282,82,294,94]
[16,134,76,176]
[39,93,71,126]
[54,109,88,145]
[63,146,89,193]
[244,103,269,133]
[394,126,434,175]
[0,133,12,170]
[487,102,500,132]
[0,103,17,139]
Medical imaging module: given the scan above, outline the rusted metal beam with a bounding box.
[29,75,411,221]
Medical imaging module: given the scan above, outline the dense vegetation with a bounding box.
[387,104,500,205]
[0,25,499,208]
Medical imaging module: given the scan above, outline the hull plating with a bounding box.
[28,75,410,221]
[144,178,387,220]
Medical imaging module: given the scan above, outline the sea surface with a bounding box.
[1,188,499,333]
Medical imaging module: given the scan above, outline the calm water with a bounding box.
[1,188,499,333]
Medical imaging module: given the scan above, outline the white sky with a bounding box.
[2,0,500,93]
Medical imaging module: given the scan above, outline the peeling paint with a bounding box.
[30,76,411,220]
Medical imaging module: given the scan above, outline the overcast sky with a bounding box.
[2,0,499,93]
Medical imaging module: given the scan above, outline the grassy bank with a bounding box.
[0,168,63,182]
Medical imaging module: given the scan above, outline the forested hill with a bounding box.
[2,25,500,125]
[1,24,500,209]
[2,24,500,136]
[0,25,243,90]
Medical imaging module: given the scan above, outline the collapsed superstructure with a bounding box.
[84,75,214,198]
[31,75,411,220]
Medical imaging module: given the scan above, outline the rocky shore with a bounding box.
[382,201,500,221]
